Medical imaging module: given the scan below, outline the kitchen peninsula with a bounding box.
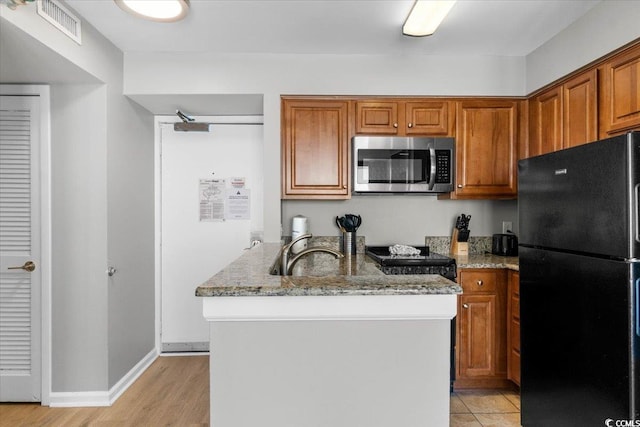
[197,243,462,427]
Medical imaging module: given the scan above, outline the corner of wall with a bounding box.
[526,0,640,93]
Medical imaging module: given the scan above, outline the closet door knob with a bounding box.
[7,261,35,272]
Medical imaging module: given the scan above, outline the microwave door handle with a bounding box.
[428,148,436,190]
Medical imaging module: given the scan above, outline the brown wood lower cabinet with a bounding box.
[455,268,511,389]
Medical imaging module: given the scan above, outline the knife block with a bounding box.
[451,228,469,255]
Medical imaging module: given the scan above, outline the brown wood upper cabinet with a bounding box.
[599,44,640,138]
[443,99,518,199]
[281,98,350,199]
[529,69,598,157]
[528,86,563,156]
[355,99,453,136]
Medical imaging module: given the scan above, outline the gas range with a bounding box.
[365,246,457,281]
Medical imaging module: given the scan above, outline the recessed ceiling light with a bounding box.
[403,0,456,37]
[114,0,189,22]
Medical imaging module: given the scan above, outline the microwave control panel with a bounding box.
[435,150,451,184]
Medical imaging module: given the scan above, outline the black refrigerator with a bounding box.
[518,131,640,426]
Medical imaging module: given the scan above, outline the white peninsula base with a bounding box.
[203,294,456,427]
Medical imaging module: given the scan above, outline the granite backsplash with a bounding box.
[425,236,493,255]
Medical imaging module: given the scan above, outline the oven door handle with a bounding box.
[428,148,436,190]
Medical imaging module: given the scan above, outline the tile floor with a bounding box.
[450,389,521,427]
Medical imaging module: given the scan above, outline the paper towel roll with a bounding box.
[291,215,308,254]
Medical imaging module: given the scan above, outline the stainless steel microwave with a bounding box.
[352,136,455,193]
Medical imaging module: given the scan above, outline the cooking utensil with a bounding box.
[336,214,362,232]
[349,214,362,229]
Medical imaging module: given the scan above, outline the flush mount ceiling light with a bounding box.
[403,0,456,37]
[114,0,189,22]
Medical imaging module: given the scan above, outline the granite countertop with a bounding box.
[452,252,519,271]
[423,236,519,271]
[196,243,462,297]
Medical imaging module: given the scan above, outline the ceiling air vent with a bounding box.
[36,0,82,45]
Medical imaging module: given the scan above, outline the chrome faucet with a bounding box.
[280,233,344,275]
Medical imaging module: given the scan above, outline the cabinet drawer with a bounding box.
[355,101,399,135]
[459,271,498,293]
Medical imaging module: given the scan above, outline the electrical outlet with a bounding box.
[502,221,513,234]
[250,231,263,247]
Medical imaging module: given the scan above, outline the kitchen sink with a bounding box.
[269,253,347,276]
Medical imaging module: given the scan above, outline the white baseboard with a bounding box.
[107,348,158,404]
[49,348,158,407]
[48,391,111,407]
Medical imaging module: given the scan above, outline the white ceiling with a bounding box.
[66,0,601,57]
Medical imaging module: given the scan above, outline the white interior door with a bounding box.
[0,95,41,401]
[160,121,263,351]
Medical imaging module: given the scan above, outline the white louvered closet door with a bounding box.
[0,95,41,402]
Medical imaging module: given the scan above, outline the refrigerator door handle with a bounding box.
[636,184,640,244]
[637,277,640,338]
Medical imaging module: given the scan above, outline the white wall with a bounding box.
[123,0,639,245]
[1,3,155,395]
[526,0,640,92]
[106,88,155,388]
[50,84,109,391]
[0,2,118,84]
[124,53,526,243]
[283,198,518,246]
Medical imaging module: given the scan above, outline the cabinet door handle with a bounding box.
[393,123,398,128]
[476,280,484,287]
[408,123,413,128]
[462,303,469,309]
[457,184,463,188]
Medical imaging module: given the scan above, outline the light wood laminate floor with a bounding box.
[1,355,520,426]
[0,355,209,427]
